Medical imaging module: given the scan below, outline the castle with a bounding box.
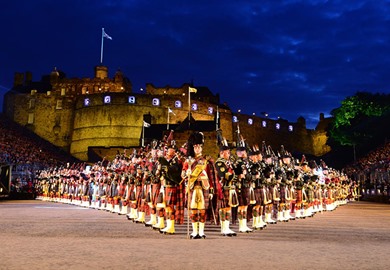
[3,66,331,161]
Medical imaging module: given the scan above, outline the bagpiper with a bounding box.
[215,138,238,236]
[233,142,254,233]
[157,140,184,234]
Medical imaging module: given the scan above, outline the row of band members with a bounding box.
[35,132,358,238]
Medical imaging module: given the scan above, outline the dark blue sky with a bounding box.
[1,0,390,129]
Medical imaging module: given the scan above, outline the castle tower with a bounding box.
[13,72,24,87]
[95,65,108,79]
[50,67,60,83]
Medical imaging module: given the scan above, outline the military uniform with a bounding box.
[233,146,253,233]
[215,145,237,236]
[184,131,214,239]
[157,145,184,234]
[248,150,267,229]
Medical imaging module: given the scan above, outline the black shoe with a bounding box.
[190,234,201,239]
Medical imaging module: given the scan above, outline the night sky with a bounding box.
[1,0,390,129]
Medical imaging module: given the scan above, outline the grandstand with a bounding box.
[344,141,390,203]
[0,113,79,199]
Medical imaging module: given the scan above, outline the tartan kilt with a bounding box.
[280,188,286,204]
[313,199,320,206]
[259,188,268,206]
[254,188,262,206]
[135,186,143,207]
[290,189,297,200]
[151,183,161,206]
[296,190,303,203]
[165,186,178,206]
[113,196,120,205]
[238,187,250,206]
[218,189,230,209]
[175,183,185,224]
[144,184,152,203]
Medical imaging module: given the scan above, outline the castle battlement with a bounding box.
[4,66,331,161]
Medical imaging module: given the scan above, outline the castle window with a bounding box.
[128,96,136,104]
[262,120,267,127]
[288,125,293,132]
[208,107,214,114]
[56,100,63,110]
[104,96,111,104]
[191,103,198,111]
[61,88,66,96]
[248,118,253,125]
[233,116,238,123]
[28,113,34,124]
[84,98,90,106]
[175,100,182,108]
[276,123,280,130]
[152,98,160,106]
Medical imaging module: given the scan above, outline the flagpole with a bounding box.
[100,28,104,64]
[216,106,219,131]
[167,107,170,130]
[142,122,145,147]
[188,87,191,129]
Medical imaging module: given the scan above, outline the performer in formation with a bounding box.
[182,131,215,239]
[34,130,360,239]
[215,138,238,236]
[156,141,184,234]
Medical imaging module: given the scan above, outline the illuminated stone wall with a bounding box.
[3,66,331,161]
[70,92,233,160]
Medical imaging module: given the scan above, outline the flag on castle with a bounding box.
[189,86,197,93]
[103,28,112,40]
[143,121,151,128]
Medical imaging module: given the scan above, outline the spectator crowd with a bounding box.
[0,114,77,197]
[344,142,390,199]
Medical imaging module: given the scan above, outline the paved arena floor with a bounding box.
[1,200,390,270]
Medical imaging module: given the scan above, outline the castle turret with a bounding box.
[25,71,33,84]
[50,67,60,83]
[95,65,108,79]
[114,69,123,83]
[14,72,24,87]
[297,116,306,129]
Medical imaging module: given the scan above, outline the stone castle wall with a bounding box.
[3,66,331,161]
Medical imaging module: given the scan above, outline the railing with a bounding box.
[347,170,390,203]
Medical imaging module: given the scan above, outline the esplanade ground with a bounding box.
[0,200,389,270]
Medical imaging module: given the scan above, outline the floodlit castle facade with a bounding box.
[3,66,331,161]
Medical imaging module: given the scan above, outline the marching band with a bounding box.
[34,131,360,239]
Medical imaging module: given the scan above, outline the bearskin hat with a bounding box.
[187,131,204,157]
